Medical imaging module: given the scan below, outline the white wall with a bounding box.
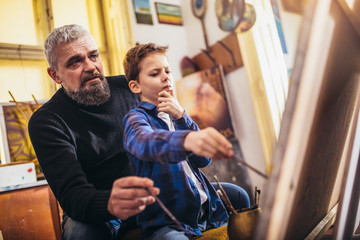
[128,0,188,80]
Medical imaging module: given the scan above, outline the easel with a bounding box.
[8,91,41,123]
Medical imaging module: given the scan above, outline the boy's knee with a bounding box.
[213,182,250,210]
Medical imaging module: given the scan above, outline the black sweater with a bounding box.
[28,75,138,223]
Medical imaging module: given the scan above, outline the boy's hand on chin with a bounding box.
[157,90,184,120]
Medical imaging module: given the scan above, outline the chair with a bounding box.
[48,187,63,240]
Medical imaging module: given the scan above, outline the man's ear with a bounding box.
[128,80,141,94]
[47,67,62,84]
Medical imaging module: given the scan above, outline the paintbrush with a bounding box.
[214,175,237,215]
[232,155,268,179]
[145,187,185,231]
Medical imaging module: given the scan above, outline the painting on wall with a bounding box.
[133,0,153,25]
[0,101,43,174]
[155,3,183,26]
[176,65,235,140]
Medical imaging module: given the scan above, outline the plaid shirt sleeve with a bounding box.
[173,110,199,131]
[174,110,211,168]
[123,108,192,164]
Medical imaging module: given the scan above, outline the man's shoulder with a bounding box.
[106,75,128,88]
[106,75,138,100]
[28,90,66,123]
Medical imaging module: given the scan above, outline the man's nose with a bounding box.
[84,58,96,72]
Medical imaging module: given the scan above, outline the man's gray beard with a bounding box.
[66,78,111,106]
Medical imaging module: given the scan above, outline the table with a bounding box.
[0,180,61,240]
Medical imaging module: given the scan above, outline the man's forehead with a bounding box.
[57,36,98,59]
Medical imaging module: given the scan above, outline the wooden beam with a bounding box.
[305,204,338,240]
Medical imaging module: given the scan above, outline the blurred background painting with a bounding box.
[176,64,252,199]
[0,100,43,176]
[176,64,235,139]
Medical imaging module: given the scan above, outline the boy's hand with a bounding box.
[184,127,234,159]
[158,90,184,120]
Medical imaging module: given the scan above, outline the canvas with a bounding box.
[175,64,234,140]
[176,65,253,199]
[132,0,153,25]
[256,1,360,239]
[0,101,43,175]
[155,3,183,25]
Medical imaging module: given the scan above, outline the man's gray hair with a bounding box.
[44,24,91,70]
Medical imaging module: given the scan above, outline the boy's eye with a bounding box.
[150,73,159,77]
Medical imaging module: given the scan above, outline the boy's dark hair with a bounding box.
[123,43,168,82]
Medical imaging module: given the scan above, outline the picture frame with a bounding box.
[155,2,183,26]
[0,101,43,164]
[132,0,153,25]
[0,100,44,176]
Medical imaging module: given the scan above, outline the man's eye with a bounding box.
[67,59,80,67]
[90,54,98,60]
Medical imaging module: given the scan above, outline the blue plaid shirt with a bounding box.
[123,102,228,238]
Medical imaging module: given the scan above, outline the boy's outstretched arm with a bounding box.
[157,90,233,160]
[184,127,234,160]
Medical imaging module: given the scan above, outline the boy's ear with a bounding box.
[47,67,62,84]
[128,80,141,94]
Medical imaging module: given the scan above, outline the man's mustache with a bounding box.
[80,72,105,86]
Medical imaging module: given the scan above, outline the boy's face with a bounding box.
[130,53,174,105]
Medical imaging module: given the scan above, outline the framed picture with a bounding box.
[132,0,153,25]
[155,2,183,26]
[0,101,44,175]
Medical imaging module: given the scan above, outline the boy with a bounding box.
[122,43,233,239]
